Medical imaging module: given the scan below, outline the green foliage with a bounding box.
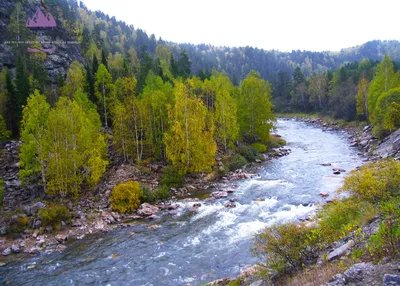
[238,71,275,143]
[340,160,400,203]
[165,82,217,173]
[267,135,286,148]
[110,181,142,214]
[0,115,11,139]
[141,184,170,203]
[95,64,114,127]
[252,143,267,153]
[368,198,400,258]
[161,166,185,188]
[5,214,29,238]
[237,145,259,162]
[229,154,248,171]
[318,198,377,242]
[253,222,324,275]
[38,203,71,231]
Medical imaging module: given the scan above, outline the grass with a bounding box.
[279,257,356,286]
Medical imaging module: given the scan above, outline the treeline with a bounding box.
[273,55,400,138]
[0,55,274,198]
[4,1,400,88]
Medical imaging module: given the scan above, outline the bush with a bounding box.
[267,135,286,149]
[142,184,171,203]
[237,145,259,162]
[229,154,247,171]
[318,198,377,242]
[161,166,185,187]
[5,214,29,238]
[340,160,400,203]
[253,222,324,276]
[110,181,142,214]
[38,203,71,230]
[252,143,267,153]
[368,198,400,258]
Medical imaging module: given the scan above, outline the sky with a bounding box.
[81,0,399,52]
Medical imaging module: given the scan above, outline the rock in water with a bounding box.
[137,203,159,216]
[383,274,400,286]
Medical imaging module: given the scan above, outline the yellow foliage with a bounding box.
[340,159,400,203]
[110,181,142,214]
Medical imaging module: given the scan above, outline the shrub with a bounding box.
[237,145,259,162]
[318,198,377,242]
[38,203,71,230]
[368,198,400,258]
[340,160,400,203]
[267,135,286,149]
[142,184,171,203]
[229,154,247,171]
[110,181,142,214]
[253,222,324,276]
[5,214,29,238]
[252,143,267,153]
[161,166,185,188]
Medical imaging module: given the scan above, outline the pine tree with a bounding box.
[14,56,31,135]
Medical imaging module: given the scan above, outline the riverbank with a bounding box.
[0,135,290,263]
[209,116,400,286]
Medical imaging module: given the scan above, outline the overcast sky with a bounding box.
[81,0,399,52]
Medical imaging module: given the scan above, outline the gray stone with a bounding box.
[327,240,355,261]
[2,248,11,256]
[137,203,159,216]
[343,262,374,282]
[384,274,400,286]
[11,245,20,253]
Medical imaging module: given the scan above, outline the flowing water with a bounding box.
[0,119,363,286]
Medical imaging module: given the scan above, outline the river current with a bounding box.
[0,119,363,285]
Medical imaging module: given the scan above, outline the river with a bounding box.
[0,119,363,286]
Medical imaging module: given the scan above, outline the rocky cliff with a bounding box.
[0,0,83,82]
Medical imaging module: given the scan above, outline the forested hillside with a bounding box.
[1,0,400,199]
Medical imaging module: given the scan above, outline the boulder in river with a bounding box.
[2,248,11,256]
[319,192,329,198]
[137,203,159,216]
[225,202,236,208]
[333,168,346,173]
[211,191,228,199]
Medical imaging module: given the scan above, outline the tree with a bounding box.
[177,50,192,79]
[238,71,275,143]
[19,91,51,190]
[61,61,85,99]
[0,115,11,139]
[164,82,216,173]
[308,73,328,111]
[141,73,173,160]
[4,68,17,136]
[368,55,400,124]
[43,97,108,197]
[95,64,113,127]
[356,78,370,120]
[8,3,33,55]
[212,72,238,150]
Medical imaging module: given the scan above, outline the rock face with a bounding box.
[0,0,83,83]
[0,141,45,211]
